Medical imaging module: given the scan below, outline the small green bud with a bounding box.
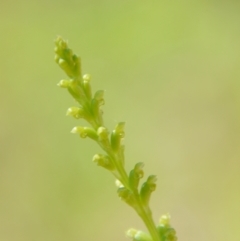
[159,213,171,226]
[126,229,153,241]
[92,154,115,171]
[129,162,144,191]
[118,187,137,208]
[58,58,75,78]
[71,126,98,140]
[97,126,109,140]
[126,228,138,239]
[83,74,92,100]
[67,79,85,104]
[72,55,81,77]
[94,90,105,105]
[97,127,111,150]
[58,58,69,69]
[57,79,71,88]
[157,213,177,241]
[111,122,125,152]
[157,226,177,241]
[140,175,157,206]
[54,36,81,78]
[83,74,91,81]
[66,107,85,119]
[55,36,68,49]
[91,90,105,125]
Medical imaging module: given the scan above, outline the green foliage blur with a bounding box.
[0,1,240,241]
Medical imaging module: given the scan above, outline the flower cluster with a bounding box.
[54,36,177,241]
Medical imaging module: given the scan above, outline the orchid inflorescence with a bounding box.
[54,36,177,241]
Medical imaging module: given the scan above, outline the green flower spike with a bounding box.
[55,36,178,241]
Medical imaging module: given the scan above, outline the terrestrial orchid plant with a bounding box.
[54,36,177,241]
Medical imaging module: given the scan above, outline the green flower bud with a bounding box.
[129,162,144,191]
[159,213,171,226]
[91,90,105,126]
[118,187,136,208]
[67,79,86,104]
[97,126,109,140]
[54,36,81,78]
[66,107,85,119]
[157,213,177,241]
[140,175,157,206]
[94,90,105,105]
[126,228,138,239]
[57,79,71,88]
[92,154,115,171]
[58,58,74,78]
[157,226,177,241]
[71,126,98,140]
[83,74,91,81]
[126,229,153,241]
[83,74,92,100]
[111,122,125,152]
[97,127,111,150]
[72,55,81,77]
[55,36,68,50]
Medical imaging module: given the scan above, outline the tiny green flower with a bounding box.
[110,122,125,152]
[127,229,153,241]
[129,162,144,191]
[71,126,98,141]
[57,79,71,88]
[83,74,92,100]
[159,214,171,226]
[66,106,85,119]
[92,154,115,171]
[118,187,137,208]
[140,175,157,206]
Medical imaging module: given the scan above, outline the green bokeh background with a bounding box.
[1,1,240,240]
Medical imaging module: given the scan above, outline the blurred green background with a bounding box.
[1,0,240,240]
